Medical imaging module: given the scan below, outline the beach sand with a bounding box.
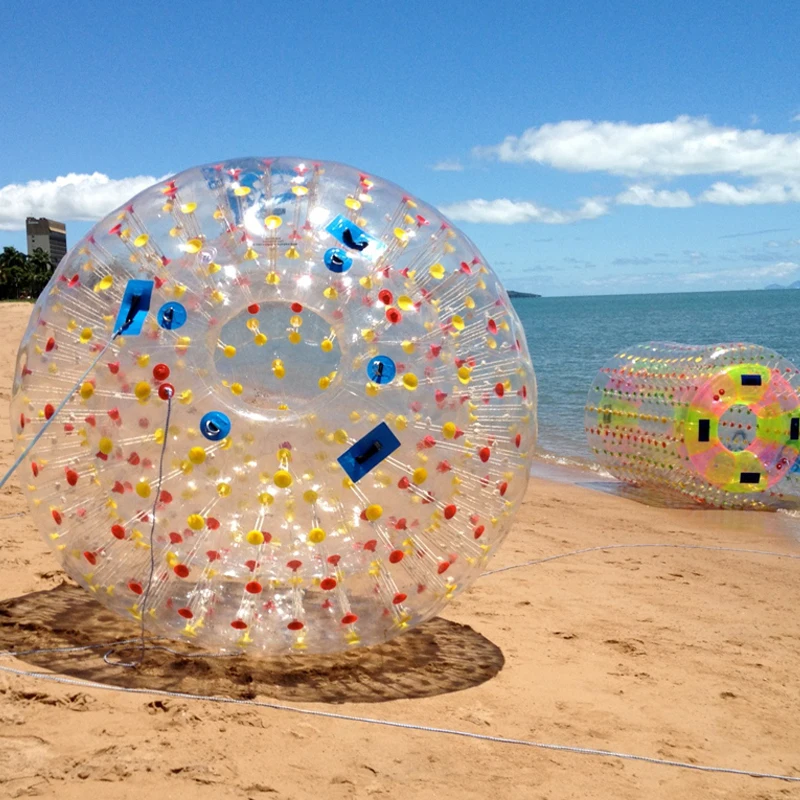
[1,300,799,799]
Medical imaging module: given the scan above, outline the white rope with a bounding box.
[482,541,800,576]
[0,541,798,782]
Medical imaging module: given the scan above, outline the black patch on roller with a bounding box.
[740,374,762,386]
[739,472,761,484]
[698,419,710,442]
[791,418,799,441]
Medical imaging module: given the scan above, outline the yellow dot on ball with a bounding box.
[412,467,428,485]
[134,381,151,401]
[442,422,457,439]
[274,469,292,488]
[188,447,206,465]
[217,482,231,497]
[321,338,333,353]
[318,376,330,390]
[79,382,94,400]
[133,233,149,248]
[187,514,205,531]
[230,383,243,396]
[136,481,151,498]
[308,527,326,544]
[402,373,418,390]
[264,215,282,230]
[258,492,274,506]
[365,504,383,522]
[303,490,318,503]
[333,429,348,445]
[458,366,472,384]
[254,333,268,346]
[98,437,113,455]
[94,275,113,292]
[79,327,93,343]
[247,530,265,546]
[223,345,237,358]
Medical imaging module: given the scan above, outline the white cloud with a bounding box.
[616,184,694,207]
[583,261,800,290]
[432,159,464,172]
[476,116,800,179]
[681,262,799,283]
[792,113,800,122]
[0,172,161,231]
[698,181,800,205]
[440,196,610,225]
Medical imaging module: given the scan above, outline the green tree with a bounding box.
[26,248,56,298]
[0,246,56,301]
[0,246,29,301]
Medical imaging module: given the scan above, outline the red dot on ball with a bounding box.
[158,383,174,400]
[153,363,170,381]
[248,303,260,314]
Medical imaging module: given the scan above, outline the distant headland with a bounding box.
[764,281,800,290]
[507,290,541,298]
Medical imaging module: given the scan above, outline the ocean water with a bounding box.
[512,290,800,465]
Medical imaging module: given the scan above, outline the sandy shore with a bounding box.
[1,300,799,799]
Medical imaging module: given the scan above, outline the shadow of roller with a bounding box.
[0,583,504,704]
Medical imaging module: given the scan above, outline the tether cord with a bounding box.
[1,323,799,782]
[103,391,173,668]
[0,336,119,491]
[0,541,799,782]
[0,318,135,492]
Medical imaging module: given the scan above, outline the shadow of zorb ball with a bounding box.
[10,157,537,654]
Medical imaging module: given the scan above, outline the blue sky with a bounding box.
[1,0,799,296]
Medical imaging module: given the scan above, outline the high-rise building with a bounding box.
[26,217,67,267]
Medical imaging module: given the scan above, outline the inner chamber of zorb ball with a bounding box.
[10,158,537,655]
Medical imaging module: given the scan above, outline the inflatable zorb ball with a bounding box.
[586,342,800,509]
[11,158,537,654]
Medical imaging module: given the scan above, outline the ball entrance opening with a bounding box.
[213,300,342,413]
[718,404,757,452]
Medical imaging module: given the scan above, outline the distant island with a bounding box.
[764,281,800,290]
[507,289,541,298]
